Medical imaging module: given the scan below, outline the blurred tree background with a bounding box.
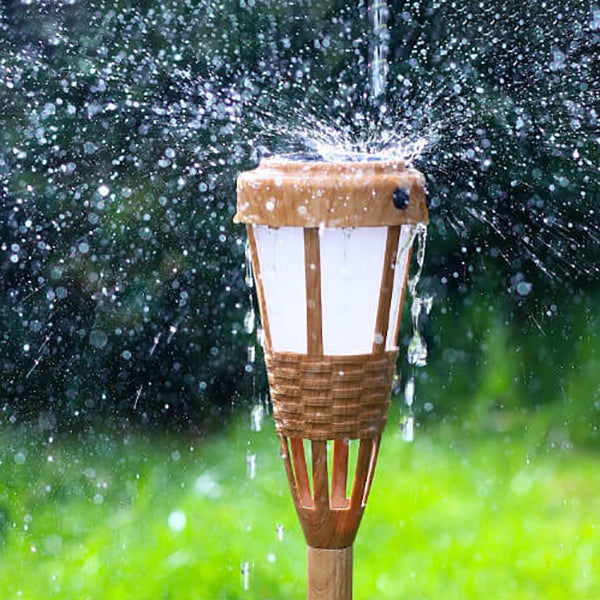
[0,0,598,439]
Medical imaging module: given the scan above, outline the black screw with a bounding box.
[392,187,410,210]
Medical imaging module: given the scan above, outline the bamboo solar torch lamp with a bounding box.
[235,158,428,600]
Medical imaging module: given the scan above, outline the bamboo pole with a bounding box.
[307,546,353,600]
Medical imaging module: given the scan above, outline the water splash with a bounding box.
[256,111,432,166]
[400,224,432,441]
[407,225,432,367]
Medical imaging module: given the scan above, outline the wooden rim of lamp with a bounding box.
[236,158,428,600]
[235,157,428,228]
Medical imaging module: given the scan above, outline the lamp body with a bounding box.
[236,159,428,599]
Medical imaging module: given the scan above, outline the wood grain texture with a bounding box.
[331,439,349,509]
[246,225,272,353]
[362,436,381,507]
[350,439,374,511]
[290,437,312,508]
[307,546,352,600]
[279,436,298,502]
[312,441,329,509]
[373,226,401,354]
[236,158,428,228]
[304,228,323,356]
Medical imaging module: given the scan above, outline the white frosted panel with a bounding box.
[386,226,414,350]
[320,227,388,355]
[253,225,307,353]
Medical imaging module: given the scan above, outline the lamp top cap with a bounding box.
[235,156,428,229]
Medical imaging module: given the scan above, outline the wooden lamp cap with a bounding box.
[235,157,428,228]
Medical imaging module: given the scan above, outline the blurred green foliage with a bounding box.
[0,416,597,598]
[0,0,598,432]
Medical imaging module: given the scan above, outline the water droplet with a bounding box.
[407,331,428,367]
[404,377,415,407]
[246,453,257,479]
[89,330,108,349]
[251,404,264,432]
[517,281,533,296]
[168,510,187,532]
[240,561,250,590]
[247,345,256,364]
[244,308,255,334]
[400,415,414,443]
[195,472,222,499]
[97,184,110,197]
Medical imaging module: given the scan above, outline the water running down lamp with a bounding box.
[235,158,428,600]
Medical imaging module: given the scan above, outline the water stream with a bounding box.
[401,224,432,442]
[370,0,390,101]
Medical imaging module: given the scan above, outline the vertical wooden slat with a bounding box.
[361,436,381,506]
[246,225,272,353]
[350,439,373,510]
[331,439,349,509]
[373,226,401,354]
[279,436,298,502]
[311,440,329,510]
[290,437,312,507]
[304,228,323,356]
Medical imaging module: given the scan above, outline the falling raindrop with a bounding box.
[250,404,264,432]
[404,378,415,408]
[247,345,256,364]
[244,308,255,334]
[400,415,414,443]
[245,242,255,289]
[240,561,251,591]
[246,453,257,480]
[276,524,284,541]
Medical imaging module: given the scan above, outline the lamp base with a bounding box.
[307,546,353,600]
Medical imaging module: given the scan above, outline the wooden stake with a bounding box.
[307,546,353,600]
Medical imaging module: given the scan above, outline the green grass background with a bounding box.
[0,406,598,599]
